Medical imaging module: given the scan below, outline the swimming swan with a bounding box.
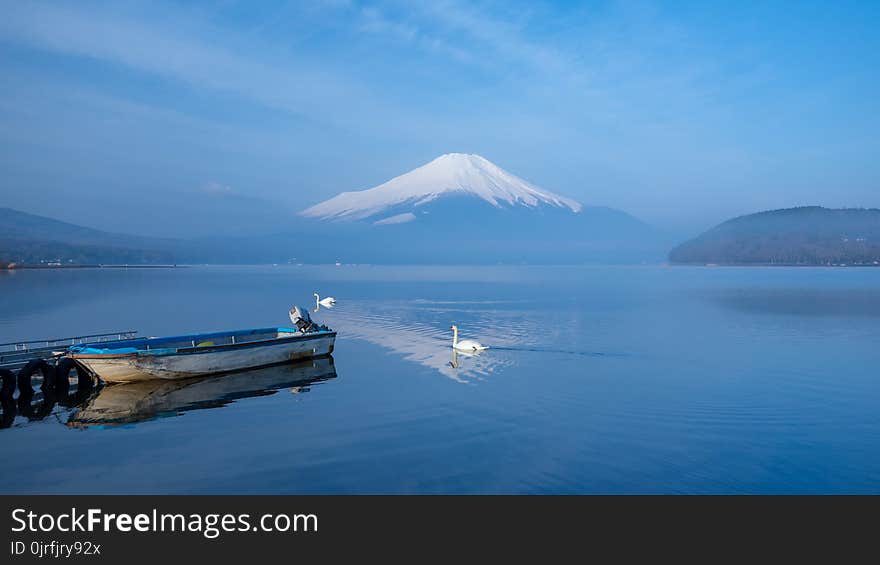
[314,293,336,308]
[451,325,488,352]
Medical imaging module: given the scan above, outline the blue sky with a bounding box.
[0,0,878,236]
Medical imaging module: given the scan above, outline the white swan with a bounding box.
[451,325,488,352]
[314,293,336,308]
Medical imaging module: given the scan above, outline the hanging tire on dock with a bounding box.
[0,395,16,429]
[54,357,78,394]
[17,359,55,395]
[70,359,95,391]
[0,368,15,399]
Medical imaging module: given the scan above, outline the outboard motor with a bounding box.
[289,306,315,333]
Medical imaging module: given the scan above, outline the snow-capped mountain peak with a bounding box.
[301,153,582,221]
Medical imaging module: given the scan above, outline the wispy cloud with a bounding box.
[353,3,476,63]
[409,0,573,74]
[0,1,377,126]
[359,6,418,41]
[0,0,711,132]
[200,181,235,196]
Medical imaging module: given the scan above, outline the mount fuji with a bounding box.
[302,153,582,223]
[288,154,669,264]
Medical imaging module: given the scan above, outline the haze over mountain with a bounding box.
[1,154,671,265]
[670,207,880,266]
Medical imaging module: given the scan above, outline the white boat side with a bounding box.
[69,329,335,383]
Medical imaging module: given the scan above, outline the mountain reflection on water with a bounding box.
[315,299,520,382]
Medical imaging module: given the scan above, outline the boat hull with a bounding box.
[71,332,335,383]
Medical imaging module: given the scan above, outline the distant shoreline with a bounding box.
[669,262,880,267]
[1,264,185,270]
[3,262,880,270]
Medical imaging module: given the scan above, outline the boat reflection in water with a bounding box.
[67,356,337,428]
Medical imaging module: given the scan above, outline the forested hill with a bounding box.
[0,207,177,265]
[669,207,880,266]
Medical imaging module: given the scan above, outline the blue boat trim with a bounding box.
[68,327,336,358]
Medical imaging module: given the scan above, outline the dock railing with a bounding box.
[0,331,138,371]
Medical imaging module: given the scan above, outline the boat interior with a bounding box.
[69,327,323,354]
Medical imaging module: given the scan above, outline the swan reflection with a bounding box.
[449,344,488,368]
[67,356,337,427]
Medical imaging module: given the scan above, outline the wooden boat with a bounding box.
[67,327,336,383]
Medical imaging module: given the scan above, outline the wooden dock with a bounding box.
[0,331,138,372]
[1,332,140,427]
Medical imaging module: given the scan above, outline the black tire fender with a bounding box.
[72,360,95,390]
[17,359,55,395]
[54,357,77,394]
[0,395,16,428]
[0,368,15,398]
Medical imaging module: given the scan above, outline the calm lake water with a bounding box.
[1,265,879,494]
